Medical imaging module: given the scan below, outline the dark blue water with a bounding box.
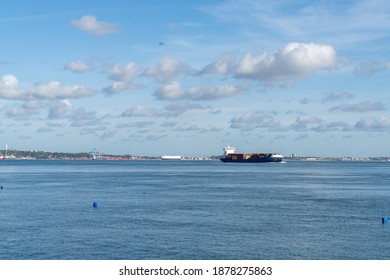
[0,160,389,260]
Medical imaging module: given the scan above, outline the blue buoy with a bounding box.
[0,186,3,189]
[382,217,389,224]
[93,202,98,208]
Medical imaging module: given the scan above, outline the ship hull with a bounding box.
[220,157,282,163]
[220,152,283,163]
[220,146,283,163]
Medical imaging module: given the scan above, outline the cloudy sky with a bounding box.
[1,0,390,157]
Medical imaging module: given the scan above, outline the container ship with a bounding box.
[220,145,283,163]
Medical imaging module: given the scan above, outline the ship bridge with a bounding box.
[223,145,236,157]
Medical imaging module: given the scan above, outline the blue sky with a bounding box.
[1,0,390,157]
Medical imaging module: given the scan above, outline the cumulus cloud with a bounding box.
[120,102,209,119]
[235,42,337,82]
[173,124,201,132]
[0,74,22,99]
[354,117,390,131]
[108,62,138,82]
[121,105,158,117]
[290,114,323,131]
[102,81,143,95]
[48,99,73,119]
[322,91,354,103]
[154,82,184,100]
[6,104,40,119]
[144,58,193,83]
[71,15,118,36]
[154,81,247,101]
[330,101,385,112]
[64,60,93,73]
[28,81,96,99]
[198,55,235,75]
[313,121,351,132]
[230,111,282,131]
[70,108,101,127]
[296,114,322,124]
[103,62,142,95]
[186,84,247,100]
[163,102,208,117]
[1,75,96,101]
[5,99,47,119]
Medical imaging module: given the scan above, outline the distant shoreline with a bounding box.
[1,149,390,162]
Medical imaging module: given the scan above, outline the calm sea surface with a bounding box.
[0,160,389,260]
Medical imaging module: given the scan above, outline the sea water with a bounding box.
[0,160,389,260]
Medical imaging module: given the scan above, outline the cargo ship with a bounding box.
[220,145,283,163]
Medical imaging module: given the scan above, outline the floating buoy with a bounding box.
[382,217,389,224]
[0,186,3,189]
[93,202,98,208]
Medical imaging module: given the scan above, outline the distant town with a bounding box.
[0,148,217,161]
[1,148,390,161]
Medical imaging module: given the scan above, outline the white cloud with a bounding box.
[230,111,282,131]
[64,60,93,73]
[108,62,138,82]
[120,102,208,119]
[173,124,201,132]
[354,117,390,131]
[102,81,143,95]
[330,101,385,112]
[313,122,350,132]
[0,74,22,99]
[121,105,158,117]
[296,114,322,124]
[155,81,247,101]
[144,58,193,83]
[28,81,96,99]
[163,102,208,117]
[322,91,354,103]
[1,75,96,101]
[198,55,235,75]
[235,42,337,81]
[71,15,118,36]
[290,114,323,131]
[186,84,245,100]
[48,100,73,119]
[6,102,42,119]
[103,62,142,95]
[70,108,101,127]
[154,81,185,100]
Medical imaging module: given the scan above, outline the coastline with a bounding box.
[1,149,390,162]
